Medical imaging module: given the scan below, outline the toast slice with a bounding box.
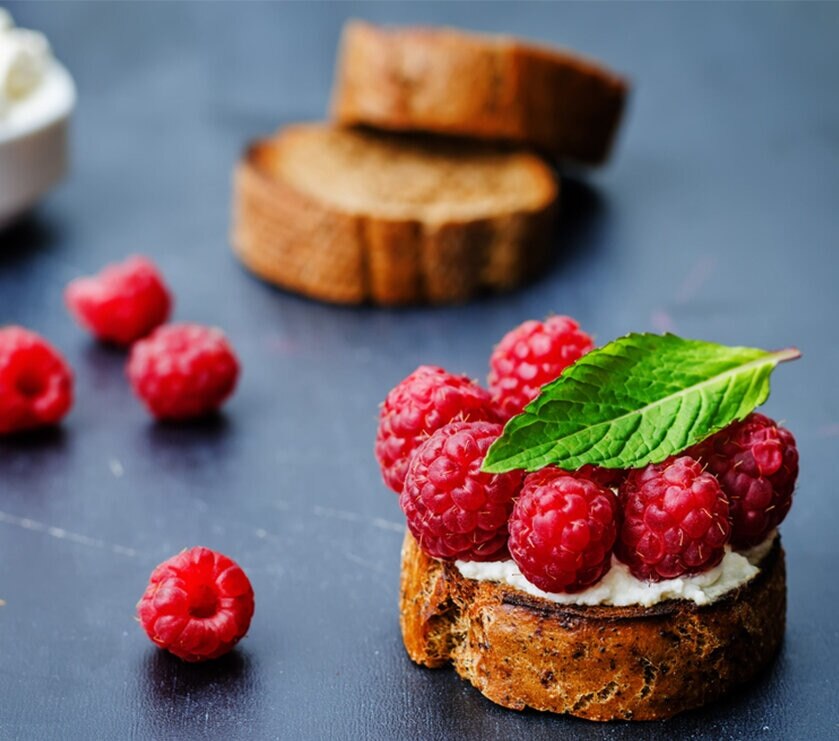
[231,123,558,305]
[332,21,629,166]
[400,531,785,721]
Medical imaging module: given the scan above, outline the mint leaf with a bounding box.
[482,333,799,474]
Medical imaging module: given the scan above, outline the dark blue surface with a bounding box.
[1,2,838,739]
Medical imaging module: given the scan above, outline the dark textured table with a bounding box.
[1,3,838,739]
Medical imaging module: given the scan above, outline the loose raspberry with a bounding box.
[127,323,239,420]
[400,420,522,561]
[488,315,594,419]
[690,413,798,548]
[65,255,172,346]
[137,546,255,662]
[375,365,500,494]
[0,326,73,435]
[616,456,731,581]
[508,468,619,593]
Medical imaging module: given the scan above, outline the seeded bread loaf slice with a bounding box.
[231,123,558,305]
[332,21,629,166]
[400,531,785,721]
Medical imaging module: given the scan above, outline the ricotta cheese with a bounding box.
[455,531,777,608]
[0,11,53,119]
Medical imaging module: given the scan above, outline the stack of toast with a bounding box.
[231,21,628,305]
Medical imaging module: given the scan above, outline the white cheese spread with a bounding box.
[0,10,56,122]
[455,531,776,608]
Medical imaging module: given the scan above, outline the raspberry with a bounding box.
[400,420,523,561]
[65,255,172,346]
[0,326,73,435]
[508,468,619,593]
[488,316,594,419]
[375,365,500,494]
[616,456,731,581]
[137,546,254,662]
[691,413,798,548]
[127,324,239,420]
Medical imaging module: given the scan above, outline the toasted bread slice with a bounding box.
[231,123,558,305]
[400,532,785,721]
[332,21,629,166]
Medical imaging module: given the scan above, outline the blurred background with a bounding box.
[0,3,837,739]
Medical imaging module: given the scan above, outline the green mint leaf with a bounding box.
[482,333,799,474]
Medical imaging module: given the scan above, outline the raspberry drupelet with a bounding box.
[488,315,594,420]
[691,413,798,548]
[616,456,731,581]
[137,546,255,662]
[65,255,172,346]
[127,323,239,420]
[400,420,523,561]
[375,365,500,494]
[508,467,619,593]
[0,326,73,435]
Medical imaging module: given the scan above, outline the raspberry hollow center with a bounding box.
[15,370,46,398]
[188,583,219,618]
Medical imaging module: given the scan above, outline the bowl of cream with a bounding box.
[0,9,75,228]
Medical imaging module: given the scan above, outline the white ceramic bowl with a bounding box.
[0,60,75,228]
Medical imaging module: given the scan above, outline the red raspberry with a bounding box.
[375,365,500,494]
[137,546,255,662]
[127,324,239,420]
[616,456,731,581]
[508,468,619,593]
[488,316,594,419]
[691,413,798,548]
[65,255,172,346]
[400,420,523,561]
[0,326,73,435]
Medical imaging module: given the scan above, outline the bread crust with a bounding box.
[400,531,785,721]
[332,21,629,166]
[231,125,558,305]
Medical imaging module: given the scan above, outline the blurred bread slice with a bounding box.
[332,21,629,166]
[231,123,558,305]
